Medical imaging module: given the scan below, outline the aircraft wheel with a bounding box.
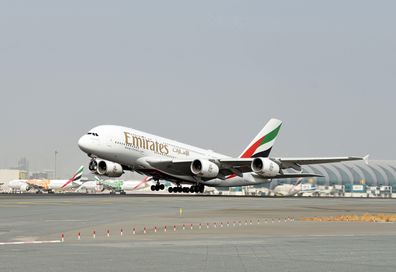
[151,185,156,191]
[189,187,195,193]
[168,187,173,193]
[160,184,165,190]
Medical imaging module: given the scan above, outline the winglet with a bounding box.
[363,154,370,165]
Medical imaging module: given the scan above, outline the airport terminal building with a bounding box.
[277,160,396,192]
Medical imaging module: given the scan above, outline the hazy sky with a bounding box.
[1,1,395,178]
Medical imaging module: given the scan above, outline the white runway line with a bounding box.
[0,240,61,246]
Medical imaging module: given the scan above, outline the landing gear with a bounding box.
[120,191,127,195]
[151,182,165,192]
[168,184,204,194]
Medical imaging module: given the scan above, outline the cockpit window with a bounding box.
[87,132,99,136]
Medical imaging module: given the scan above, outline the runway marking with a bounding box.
[0,240,61,246]
[45,219,88,222]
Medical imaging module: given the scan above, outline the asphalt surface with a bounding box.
[1,194,396,272]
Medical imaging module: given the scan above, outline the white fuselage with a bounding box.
[78,125,269,187]
[272,183,316,196]
[76,181,103,192]
[8,180,28,191]
[121,180,151,191]
[273,184,301,196]
[8,179,78,192]
[101,179,152,192]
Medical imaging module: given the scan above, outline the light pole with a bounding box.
[54,151,58,179]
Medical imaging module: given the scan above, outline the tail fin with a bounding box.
[294,178,304,186]
[61,166,84,188]
[71,166,84,183]
[239,118,282,158]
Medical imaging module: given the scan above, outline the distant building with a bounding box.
[275,160,396,192]
[0,169,28,191]
[17,157,29,173]
[30,171,49,179]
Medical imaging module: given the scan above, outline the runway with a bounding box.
[1,195,396,272]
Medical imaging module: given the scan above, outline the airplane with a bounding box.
[271,178,316,196]
[8,166,84,193]
[74,179,104,194]
[78,118,368,194]
[94,176,153,195]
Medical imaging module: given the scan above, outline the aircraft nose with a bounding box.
[78,135,90,152]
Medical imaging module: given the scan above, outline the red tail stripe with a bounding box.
[61,172,79,188]
[240,135,265,158]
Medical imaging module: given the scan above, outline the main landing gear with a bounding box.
[168,184,204,194]
[151,182,165,192]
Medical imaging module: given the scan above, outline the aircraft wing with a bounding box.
[144,155,367,180]
[144,158,254,179]
[272,173,323,179]
[274,155,369,171]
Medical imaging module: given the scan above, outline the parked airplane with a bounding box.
[272,179,316,196]
[78,118,367,193]
[75,180,104,194]
[95,176,152,194]
[8,166,84,193]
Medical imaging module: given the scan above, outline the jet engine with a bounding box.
[190,159,219,178]
[20,184,31,192]
[251,158,280,177]
[91,159,124,178]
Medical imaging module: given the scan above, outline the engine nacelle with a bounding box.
[190,159,219,178]
[95,159,124,178]
[20,184,31,192]
[251,158,280,177]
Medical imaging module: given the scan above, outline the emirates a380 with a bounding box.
[78,119,368,193]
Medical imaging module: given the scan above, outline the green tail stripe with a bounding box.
[260,124,281,146]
